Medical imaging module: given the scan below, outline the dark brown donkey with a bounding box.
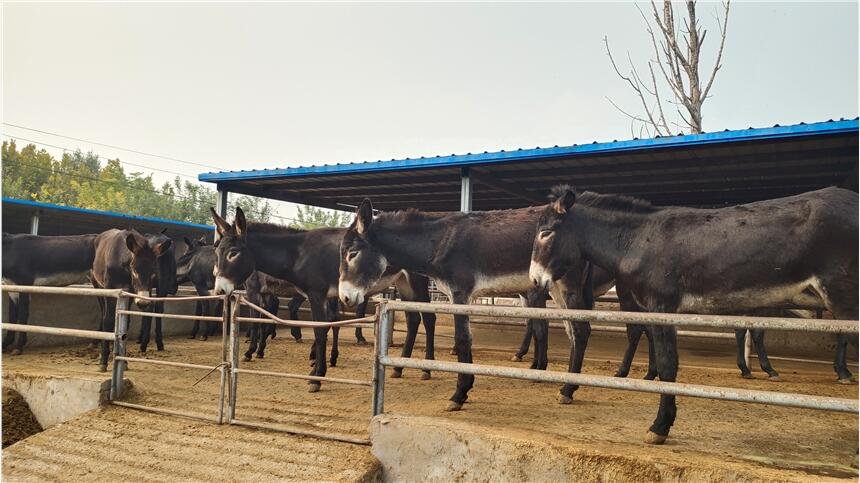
[338,201,601,411]
[91,229,172,372]
[2,233,98,354]
[210,207,436,391]
[530,185,858,445]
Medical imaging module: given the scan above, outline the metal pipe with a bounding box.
[116,356,220,371]
[382,300,858,333]
[228,298,240,422]
[460,167,472,213]
[379,356,857,413]
[233,368,371,386]
[0,323,114,341]
[119,291,224,302]
[218,298,229,424]
[744,330,752,370]
[750,354,859,368]
[29,212,39,235]
[392,327,456,339]
[372,305,392,417]
[1,285,121,297]
[111,297,129,400]
[117,309,222,322]
[464,318,735,340]
[111,401,220,424]
[229,418,369,445]
[237,297,375,328]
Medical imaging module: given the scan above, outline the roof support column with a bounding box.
[29,211,40,235]
[216,187,229,241]
[460,167,472,213]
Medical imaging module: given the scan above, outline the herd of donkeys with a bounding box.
[2,184,857,444]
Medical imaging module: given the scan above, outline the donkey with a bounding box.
[210,207,436,391]
[177,237,223,340]
[338,200,604,411]
[530,185,858,445]
[242,270,309,360]
[91,229,172,372]
[137,229,179,353]
[2,232,98,355]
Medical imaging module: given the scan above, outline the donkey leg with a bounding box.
[643,326,658,380]
[525,287,549,370]
[328,299,340,367]
[288,295,304,342]
[139,314,152,353]
[645,325,679,445]
[3,292,20,353]
[834,334,855,383]
[393,312,421,378]
[307,298,328,392]
[155,302,165,351]
[447,293,474,411]
[421,311,436,380]
[99,298,117,372]
[190,301,202,339]
[244,324,258,362]
[735,329,753,378]
[10,293,29,355]
[256,324,269,358]
[750,329,779,380]
[559,321,592,404]
[355,300,369,345]
[513,321,533,362]
[615,324,644,378]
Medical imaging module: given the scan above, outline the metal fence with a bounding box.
[372,300,859,417]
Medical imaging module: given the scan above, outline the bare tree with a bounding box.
[605,0,730,136]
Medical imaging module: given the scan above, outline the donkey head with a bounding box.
[148,231,178,297]
[125,232,173,308]
[530,185,585,299]
[339,198,387,306]
[210,207,254,296]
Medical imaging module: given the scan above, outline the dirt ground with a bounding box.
[2,313,858,481]
[2,387,42,448]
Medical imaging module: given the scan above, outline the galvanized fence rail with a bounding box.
[228,295,376,445]
[371,300,859,418]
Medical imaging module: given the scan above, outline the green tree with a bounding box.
[293,205,352,229]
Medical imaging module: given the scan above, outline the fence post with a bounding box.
[111,295,130,400]
[227,296,241,422]
[217,295,229,424]
[743,330,752,371]
[372,301,391,417]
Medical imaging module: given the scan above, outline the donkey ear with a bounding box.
[355,199,373,235]
[554,189,576,215]
[210,207,232,236]
[153,238,173,257]
[198,235,209,246]
[234,207,247,238]
[160,227,168,235]
[126,233,144,254]
[183,236,194,248]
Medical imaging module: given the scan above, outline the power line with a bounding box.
[3,122,226,171]
[3,134,199,180]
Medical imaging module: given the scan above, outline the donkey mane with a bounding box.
[376,208,433,224]
[550,185,658,214]
[247,222,307,235]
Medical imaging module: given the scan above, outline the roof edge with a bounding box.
[198,118,859,184]
[2,197,214,231]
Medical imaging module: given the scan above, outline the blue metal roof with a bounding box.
[197,118,858,211]
[2,197,214,232]
[199,118,858,182]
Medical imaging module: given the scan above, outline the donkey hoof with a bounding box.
[156,346,164,351]
[741,373,754,379]
[644,431,667,445]
[294,338,303,344]
[98,364,108,373]
[838,377,857,385]
[613,372,628,378]
[255,353,264,359]
[200,336,208,341]
[510,355,523,362]
[768,375,782,382]
[308,383,321,393]
[329,362,337,367]
[243,355,252,362]
[446,402,463,412]
[187,335,197,339]
[643,373,658,381]
[391,369,403,378]
[450,349,458,356]
[557,393,573,405]
[421,371,432,380]
[356,339,368,346]
[9,348,22,356]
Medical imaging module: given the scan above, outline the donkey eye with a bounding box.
[226,249,240,261]
[347,251,359,262]
[539,230,553,239]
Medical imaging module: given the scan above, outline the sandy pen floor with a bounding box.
[3,313,858,481]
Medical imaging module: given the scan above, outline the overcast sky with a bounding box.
[3,2,858,219]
